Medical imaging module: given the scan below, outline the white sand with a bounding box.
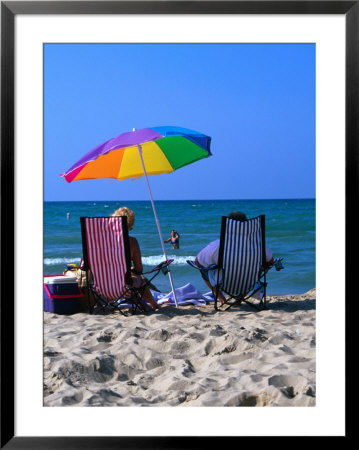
[44,289,316,407]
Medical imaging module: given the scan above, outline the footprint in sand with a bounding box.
[147,329,172,341]
[62,390,84,405]
[57,362,87,387]
[250,328,268,342]
[44,350,62,357]
[225,391,272,407]
[57,356,117,387]
[250,374,264,382]
[87,389,122,406]
[214,344,237,356]
[204,339,216,356]
[171,340,190,354]
[279,344,294,355]
[145,357,165,370]
[209,325,227,337]
[136,374,155,390]
[97,331,116,342]
[181,359,196,377]
[168,379,193,391]
[268,332,294,345]
[268,374,308,398]
[187,332,206,342]
[89,355,116,383]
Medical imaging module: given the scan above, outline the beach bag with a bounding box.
[78,286,96,312]
[76,268,93,288]
[63,263,92,287]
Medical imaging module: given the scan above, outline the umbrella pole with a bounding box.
[136,144,179,308]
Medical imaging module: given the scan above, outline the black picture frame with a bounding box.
[1,1,353,447]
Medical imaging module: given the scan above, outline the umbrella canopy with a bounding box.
[62,126,211,182]
[61,126,212,308]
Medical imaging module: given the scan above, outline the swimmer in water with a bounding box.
[67,212,70,220]
[165,229,180,249]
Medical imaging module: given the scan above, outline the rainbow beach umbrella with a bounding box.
[61,126,212,307]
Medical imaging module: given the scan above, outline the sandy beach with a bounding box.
[43,289,316,407]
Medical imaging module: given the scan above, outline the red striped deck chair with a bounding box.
[80,216,172,315]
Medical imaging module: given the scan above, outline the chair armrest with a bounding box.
[273,258,284,271]
[143,259,174,275]
[186,260,201,270]
[186,260,218,270]
[263,257,284,272]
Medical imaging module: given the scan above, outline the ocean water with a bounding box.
[44,199,315,296]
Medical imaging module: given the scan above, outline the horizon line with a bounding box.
[44,197,315,202]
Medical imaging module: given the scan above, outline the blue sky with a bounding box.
[44,43,315,201]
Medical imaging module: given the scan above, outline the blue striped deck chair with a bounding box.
[188,215,283,311]
[80,216,173,315]
[216,215,283,311]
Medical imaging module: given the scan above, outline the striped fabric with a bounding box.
[221,216,263,296]
[83,217,128,301]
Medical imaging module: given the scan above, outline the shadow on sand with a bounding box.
[264,298,316,313]
[156,294,316,317]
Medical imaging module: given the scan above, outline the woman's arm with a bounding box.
[130,236,143,274]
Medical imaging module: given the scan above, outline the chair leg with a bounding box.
[219,283,267,312]
[127,288,151,315]
[259,273,267,310]
[89,289,117,315]
[214,285,220,311]
[223,296,262,312]
[223,296,242,311]
[259,296,267,310]
[242,298,261,311]
[89,290,107,315]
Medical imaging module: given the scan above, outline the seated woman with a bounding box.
[165,229,180,249]
[111,207,160,311]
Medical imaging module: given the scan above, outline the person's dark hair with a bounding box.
[227,211,247,221]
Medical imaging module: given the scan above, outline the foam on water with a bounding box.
[142,255,196,266]
[44,255,196,267]
[44,257,82,265]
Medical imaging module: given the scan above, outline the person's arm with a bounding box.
[194,257,202,267]
[130,237,143,274]
[164,237,171,243]
[265,245,273,263]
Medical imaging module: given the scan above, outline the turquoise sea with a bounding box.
[44,199,315,296]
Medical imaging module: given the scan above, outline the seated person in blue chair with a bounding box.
[194,211,274,306]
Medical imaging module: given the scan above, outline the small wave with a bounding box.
[44,257,81,266]
[44,255,195,267]
[142,255,196,266]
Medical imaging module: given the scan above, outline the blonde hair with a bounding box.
[111,207,135,230]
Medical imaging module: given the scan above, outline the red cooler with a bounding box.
[44,275,83,314]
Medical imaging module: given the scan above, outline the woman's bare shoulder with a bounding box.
[129,235,139,246]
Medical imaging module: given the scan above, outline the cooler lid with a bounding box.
[44,275,78,284]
